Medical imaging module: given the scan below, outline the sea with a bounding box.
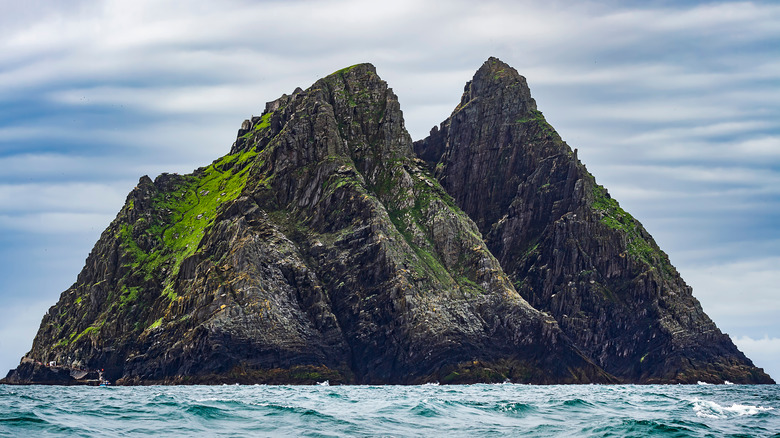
[1,383,777,437]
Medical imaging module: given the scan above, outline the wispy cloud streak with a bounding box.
[0,0,777,377]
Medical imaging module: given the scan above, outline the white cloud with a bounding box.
[732,335,780,382]
[0,182,127,214]
[49,83,279,115]
[0,126,40,142]
[595,164,780,203]
[675,256,780,380]
[735,335,780,355]
[682,257,780,328]
[0,212,115,234]
[737,136,780,157]
[0,154,133,182]
[623,121,773,145]
[602,1,780,34]
[0,298,54,377]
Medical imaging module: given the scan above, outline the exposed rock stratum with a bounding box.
[4,58,773,385]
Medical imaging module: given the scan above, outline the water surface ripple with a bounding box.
[1,384,777,437]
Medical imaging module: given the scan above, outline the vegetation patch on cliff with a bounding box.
[591,184,665,268]
[119,148,259,298]
[516,109,558,139]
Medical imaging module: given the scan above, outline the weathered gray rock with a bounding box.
[5,63,612,385]
[414,57,773,384]
[6,59,769,385]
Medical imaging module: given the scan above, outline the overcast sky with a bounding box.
[1,0,778,380]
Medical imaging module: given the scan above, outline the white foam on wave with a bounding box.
[691,398,774,419]
[317,380,329,386]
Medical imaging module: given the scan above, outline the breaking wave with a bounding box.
[691,397,774,419]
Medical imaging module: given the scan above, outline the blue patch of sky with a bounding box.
[0,231,96,306]
[0,112,116,137]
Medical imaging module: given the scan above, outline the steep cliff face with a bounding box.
[415,57,773,384]
[6,59,771,385]
[5,63,612,385]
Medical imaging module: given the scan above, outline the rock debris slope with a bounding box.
[414,57,773,384]
[5,59,771,385]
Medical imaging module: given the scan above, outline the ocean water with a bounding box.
[1,383,777,437]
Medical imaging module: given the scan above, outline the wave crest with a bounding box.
[691,398,774,419]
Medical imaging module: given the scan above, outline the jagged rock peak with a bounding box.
[3,60,617,386]
[334,62,377,75]
[232,62,412,164]
[457,57,537,116]
[415,58,774,385]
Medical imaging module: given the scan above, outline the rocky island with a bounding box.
[3,58,773,385]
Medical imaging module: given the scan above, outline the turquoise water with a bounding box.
[1,384,777,437]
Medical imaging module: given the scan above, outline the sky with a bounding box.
[0,0,778,381]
